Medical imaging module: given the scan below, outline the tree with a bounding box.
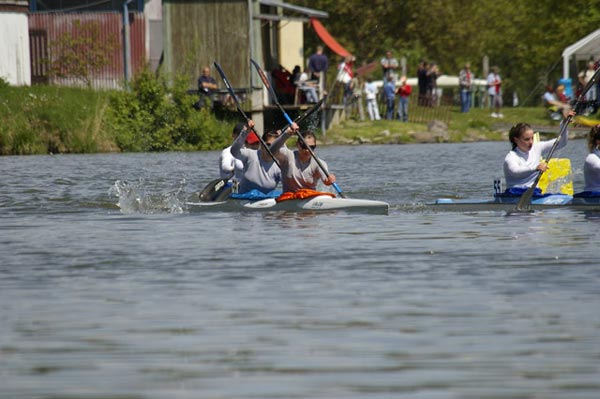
[46,20,117,88]
[290,0,600,105]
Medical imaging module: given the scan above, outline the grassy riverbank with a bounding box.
[324,106,568,145]
[1,76,579,155]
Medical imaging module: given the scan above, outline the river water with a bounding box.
[1,141,599,399]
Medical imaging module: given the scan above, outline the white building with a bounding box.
[0,0,31,85]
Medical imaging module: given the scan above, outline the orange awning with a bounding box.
[310,17,351,58]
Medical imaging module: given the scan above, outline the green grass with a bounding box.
[324,105,563,145]
[0,85,114,154]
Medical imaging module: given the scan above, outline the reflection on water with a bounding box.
[1,144,600,399]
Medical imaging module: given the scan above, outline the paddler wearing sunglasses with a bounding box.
[269,127,337,193]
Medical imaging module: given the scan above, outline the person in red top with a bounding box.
[396,76,412,122]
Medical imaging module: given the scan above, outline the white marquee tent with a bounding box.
[562,29,600,79]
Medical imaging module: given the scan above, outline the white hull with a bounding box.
[187,195,389,214]
[430,194,600,212]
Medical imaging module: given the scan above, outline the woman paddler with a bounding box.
[230,120,299,195]
[580,124,600,194]
[269,128,336,193]
[503,111,574,195]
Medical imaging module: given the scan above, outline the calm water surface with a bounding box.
[1,142,600,399]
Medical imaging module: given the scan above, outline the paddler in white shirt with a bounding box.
[230,120,283,195]
[219,122,245,183]
[582,124,600,193]
[269,128,336,192]
[503,112,574,195]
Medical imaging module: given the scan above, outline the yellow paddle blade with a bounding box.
[574,115,600,127]
[538,158,573,195]
[533,132,573,195]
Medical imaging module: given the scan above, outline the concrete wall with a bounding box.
[0,12,31,85]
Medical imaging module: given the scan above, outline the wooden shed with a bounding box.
[162,0,328,131]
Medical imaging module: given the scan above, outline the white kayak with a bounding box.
[430,194,600,212]
[187,195,389,214]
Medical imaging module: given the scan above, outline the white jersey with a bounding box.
[584,149,600,192]
[219,146,243,181]
[270,131,329,192]
[503,125,568,189]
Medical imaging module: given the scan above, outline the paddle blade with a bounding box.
[199,178,229,202]
[332,182,346,198]
[514,173,543,211]
[250,59,272,90]
[213,62,233,91]
[538,158,573,195]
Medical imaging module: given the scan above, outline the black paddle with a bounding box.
[250,58,346,198]
[515,66,600,211]
[213,61,281,168]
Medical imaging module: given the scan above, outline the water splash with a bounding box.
[302,112,321,134]
[109,179,187,214]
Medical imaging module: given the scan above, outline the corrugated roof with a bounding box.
[258,0,328,20]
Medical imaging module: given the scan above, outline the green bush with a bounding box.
[105,69,232,152]
[0,69,235,155]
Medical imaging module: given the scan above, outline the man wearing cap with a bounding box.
[231,121,287,194]
[244,130,260,150]
[219,122,245,183]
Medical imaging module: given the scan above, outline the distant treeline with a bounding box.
[0,70,232,156]
[293,0,600,104]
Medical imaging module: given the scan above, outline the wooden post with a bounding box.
[401,56,407,77]
[482,55,489,108]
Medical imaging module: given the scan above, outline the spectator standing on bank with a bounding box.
[396,75,412,122]
[337,55,355,107]
[381,50,399,81]
[308,45,328,98]
[459,62,473,113]
[348,75,365,121]
[417,60,428,106]
[427,63,440,107]
[364,77,381,121]
[383,76,396,120]
[487,66,503,118]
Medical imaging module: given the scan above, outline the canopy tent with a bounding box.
[373,74,487,89]
[310,17,351,57]
[562,29,600,79]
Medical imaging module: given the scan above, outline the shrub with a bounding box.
[105,68,232,152]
